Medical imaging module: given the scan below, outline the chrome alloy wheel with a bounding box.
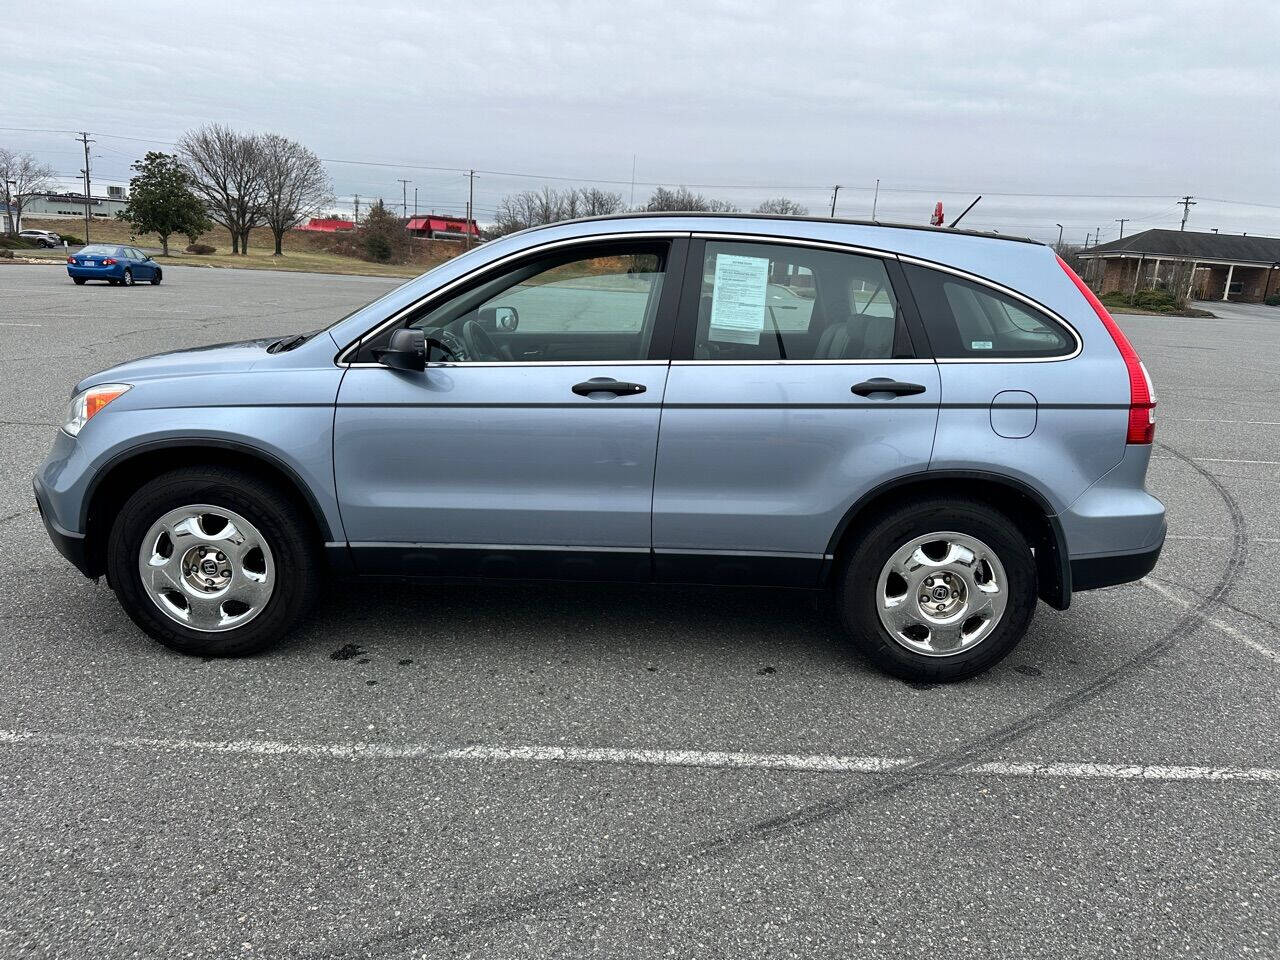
[875,531,1008,657]
[137,505,275,632]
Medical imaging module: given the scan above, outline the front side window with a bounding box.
[693,241,904,361]
[398,242,668,362]
[903,263,1074,359]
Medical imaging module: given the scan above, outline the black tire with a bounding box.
[122,268,134,286]
[837,498,1037,682]
[73,278,86,285]
[106,466,320,656]
[150,268,162,285]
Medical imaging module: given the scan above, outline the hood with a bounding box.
[75,338,278,392]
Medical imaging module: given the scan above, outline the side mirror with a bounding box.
[372,327,425,372]
[477,305,519,332]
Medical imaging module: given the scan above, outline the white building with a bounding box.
[19,177,129,224]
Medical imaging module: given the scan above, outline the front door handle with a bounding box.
[572,377,647,397]
[851,378,927,397]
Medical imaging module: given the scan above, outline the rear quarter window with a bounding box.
[903,263,1076,359]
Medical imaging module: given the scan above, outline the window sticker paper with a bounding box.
[708,254,770,345]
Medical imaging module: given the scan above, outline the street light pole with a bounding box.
[1055,223,1064,250]
[829,185,841,218]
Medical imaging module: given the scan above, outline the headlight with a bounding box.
[63,383,131,437]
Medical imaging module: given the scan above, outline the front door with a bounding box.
[652,238,941,586]
[334,237,686,580]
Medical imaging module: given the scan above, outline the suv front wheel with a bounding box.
[838,499,1037,682]
[106,466,319,656]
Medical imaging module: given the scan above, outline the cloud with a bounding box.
[4,0,1278,240]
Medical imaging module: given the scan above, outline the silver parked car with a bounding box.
[34,214,1164,681]
[18,228,61,247]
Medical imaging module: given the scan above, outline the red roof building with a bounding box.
[406,215,480,239]
[297,217,355,232]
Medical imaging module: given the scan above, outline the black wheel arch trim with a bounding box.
[822,469,1072,609]
[81,437,335,544]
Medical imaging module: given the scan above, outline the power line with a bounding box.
[9,126,1280,229]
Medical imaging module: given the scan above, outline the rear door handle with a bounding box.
[851,378,927,397]
[572,378,647,397]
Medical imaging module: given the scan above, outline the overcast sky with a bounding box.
[6,0,1279,243]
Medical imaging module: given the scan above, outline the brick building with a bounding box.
[1077,229,1280,303]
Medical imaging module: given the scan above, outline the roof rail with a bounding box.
[511,210,1043,245]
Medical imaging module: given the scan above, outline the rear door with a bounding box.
[652,237,940,586]
[334,236,687,580]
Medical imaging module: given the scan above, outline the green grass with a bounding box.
[21,217,452,279]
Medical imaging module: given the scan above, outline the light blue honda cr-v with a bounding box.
[34,214,1165,680]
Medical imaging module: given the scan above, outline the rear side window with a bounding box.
[903,263,1075,359]
[693,241,906,361]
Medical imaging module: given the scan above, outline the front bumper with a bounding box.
[34,475,94,578]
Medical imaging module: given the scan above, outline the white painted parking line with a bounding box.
[441,744,904,773]
[1164,418,1280,426]
[958,761,1280,783]
[1166,535,1280,544]
[1,730,1276,784]
[0,321,42,327]
[1152,463,1280,471]
[1141,578,1280,665]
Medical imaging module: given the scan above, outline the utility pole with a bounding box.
[353,194,360,224]
[1115,218,1129,239]
[1055,223,1064,250]
[629,155,636,209]
[1085,231,1092,247]
[1096,226,1102,245]
[466,169,475,250]
[397,179,410,220]
[829,185,841,218]
[77,131,95,242]
[413,186,418,219]
[871,179,880,219]
[1178,195,1196,231]
[4,179,15,235]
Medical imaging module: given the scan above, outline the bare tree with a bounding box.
[177,124,267,255]
[259,134,332,256]
[489,185,627,237]
[575,187,625,217]
[753,197,809,216]
[644,185,738,213]
[0,148,55,234]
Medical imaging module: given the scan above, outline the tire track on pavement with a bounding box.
[330,439,1251,959]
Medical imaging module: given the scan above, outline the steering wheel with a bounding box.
[461,319,500,361]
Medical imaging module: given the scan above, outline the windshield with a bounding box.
[79,245,122,256]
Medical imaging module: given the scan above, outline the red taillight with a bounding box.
[1057,255,1156,444]
[102,258,117,265]
[67,256,75,263]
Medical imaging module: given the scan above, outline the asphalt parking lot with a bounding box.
[0,262,1276,958]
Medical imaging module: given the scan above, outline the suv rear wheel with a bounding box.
[106,466,319,656]
[837,499,1037,681]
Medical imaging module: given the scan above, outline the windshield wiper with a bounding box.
[268,329,320,353]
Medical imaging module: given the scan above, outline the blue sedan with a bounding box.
[67,244,163,286]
